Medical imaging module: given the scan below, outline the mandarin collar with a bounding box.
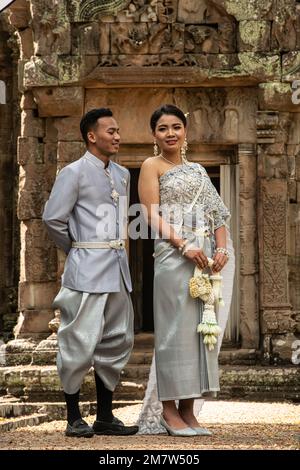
[84,150,111,170]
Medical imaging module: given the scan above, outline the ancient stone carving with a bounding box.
[79,0,131,21]
[177,0,208,23]
[30,0,71,56]
[271,15,297,52]
[185,25,218,54]
[261,183,289,306]
[111,23,149,54]
[149,23,184,54]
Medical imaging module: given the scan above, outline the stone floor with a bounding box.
[0,400,299,450]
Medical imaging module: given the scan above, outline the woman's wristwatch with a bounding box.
[215,247,229,258]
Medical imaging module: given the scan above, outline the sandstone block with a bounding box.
[21,110,44,138]
[238,21,271,52]
[20,220,57,283]
[19,282,58,310]
[18,137,44,166]
[57,141,85,163]
[54,117,82,142]
[33,87,84,118]
[14,309,54,336]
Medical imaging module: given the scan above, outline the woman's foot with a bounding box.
[178,409,201,428]
[162,411,190,430]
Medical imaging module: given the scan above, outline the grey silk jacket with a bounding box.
[42,151,132,293]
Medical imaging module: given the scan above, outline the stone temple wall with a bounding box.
[0,14,19,343]
[1,0,300,365]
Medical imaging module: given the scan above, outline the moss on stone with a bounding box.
[225,0,272,21]
[239,20,269,48]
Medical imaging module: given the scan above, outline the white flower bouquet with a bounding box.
[189,258,224,351]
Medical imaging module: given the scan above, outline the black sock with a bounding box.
[64,390,81,425]
[94,371,114,422]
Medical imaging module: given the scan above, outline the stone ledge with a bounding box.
[0,365,299,403]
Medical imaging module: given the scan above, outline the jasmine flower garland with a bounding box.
[189,258,224,351]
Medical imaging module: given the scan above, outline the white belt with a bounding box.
[72,240,125,250]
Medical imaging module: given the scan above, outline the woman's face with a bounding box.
[153,114,186,154]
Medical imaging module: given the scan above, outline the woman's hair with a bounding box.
[150,104,187,132]
[80,108,113,144]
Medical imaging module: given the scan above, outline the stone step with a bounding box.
[0,413,49,432]
[132,333,154,349]
[0,400,142,421]
[121,364,150,380]
[128,351,153,365]
[0,364,299,402]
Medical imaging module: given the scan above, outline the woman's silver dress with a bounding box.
[153,162,231,401]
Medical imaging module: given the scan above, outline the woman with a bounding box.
[137,104,233,437]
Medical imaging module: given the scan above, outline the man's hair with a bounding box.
[80,108,113,145]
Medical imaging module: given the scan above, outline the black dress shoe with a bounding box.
[65,418,94,438]
[93,416,139,436]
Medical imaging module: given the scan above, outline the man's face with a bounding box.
[87,117,120,156]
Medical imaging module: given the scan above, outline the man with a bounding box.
[42,108,138,438]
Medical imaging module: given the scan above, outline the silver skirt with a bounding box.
[153,232,220,401]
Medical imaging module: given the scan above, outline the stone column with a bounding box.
[256,110,293,363]
[238,143,260,349]
[0,15,20,343]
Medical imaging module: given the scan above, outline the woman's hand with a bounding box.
[184,247,208,270]
[212,252,228,273]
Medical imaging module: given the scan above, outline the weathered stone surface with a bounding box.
[259,83,300,113]
[258,179,289,308]
[262,310,296,335]
[18,137,43,166]
[182,87,257,144]
[238,21,271,52]
[73,22,100,56]
[257,146,288,179]
[7,0,31,29]
[85,88,173,143]
[32,87,84,118]
[17,139,56,220]
[20,220,57,283]
[272,333,300,364]
[30,0,71,56]
[282,51,300,81]
[20,92,37,111]
[240,275,259,349]
[23,56,60,89]
[14,310,54,337]
[19,282,58,310]
[17,28,34,60]
[57,141,85,163]
[21,110,44,138]
[221,0,273,21]
[54,117,82,142]
[44,119,58,143]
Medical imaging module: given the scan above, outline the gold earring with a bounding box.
[153,140,159,157]
[181,138,188,164]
